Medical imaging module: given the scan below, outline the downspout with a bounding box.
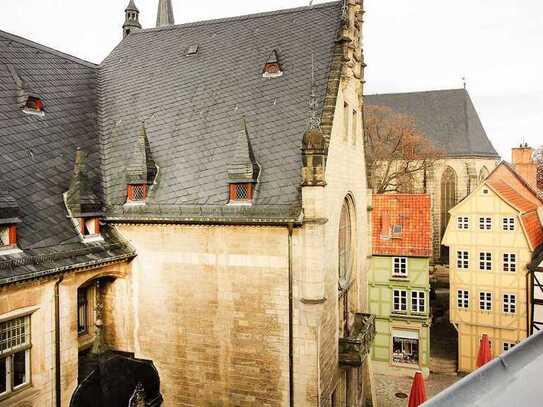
[528,267,533,336]
[54,275,64,407]
[287,223,294,407]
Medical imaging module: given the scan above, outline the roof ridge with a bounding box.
[0,29,97,68]
[365,88,466,97]
[131,1,341,34]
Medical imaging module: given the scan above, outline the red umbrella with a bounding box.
[476,334,492,368]
[408,371,427,407]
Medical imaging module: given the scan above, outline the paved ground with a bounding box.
[374,373,460,407]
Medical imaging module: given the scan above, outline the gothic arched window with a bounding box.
[338,198,354,286]
[440,167,457,261]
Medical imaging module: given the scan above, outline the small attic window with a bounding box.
[229,183,253,203]
[391,224,403,236]
[23,96,45,116]
[262,50,283,78]
[127,184,147,202]
[482,188,489,195]
[80,218,100,237]
[0,225,17,248]
[186,45,199,55]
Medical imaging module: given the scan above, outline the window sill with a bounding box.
[0,383,35,404]
[0,246,22,256]
[227,201,253,207]
[81,235,104,243]
[22,108,45,117]
[390,276,408,282]
[124,201,146,207]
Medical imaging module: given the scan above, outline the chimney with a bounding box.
[512,143,537,189]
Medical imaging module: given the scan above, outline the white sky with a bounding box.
[2,0,541,160]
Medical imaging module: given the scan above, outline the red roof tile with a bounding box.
[522,211,543,250]
[371,194,432,257]
[487,179,538,213]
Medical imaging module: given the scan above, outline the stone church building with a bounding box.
[365,89,500,262]
[0,1,374,406]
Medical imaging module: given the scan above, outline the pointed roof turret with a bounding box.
[66,149,103,217]
[123,0,142,38]
[156,0,175,28]
[227,118,260,183]
[126,123,157,185]
[125,0,139,12]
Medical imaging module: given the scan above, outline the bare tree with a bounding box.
[363,105,445,194]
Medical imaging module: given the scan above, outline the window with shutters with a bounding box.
[0,316,31,397]
[229,183,254,203]
[0,225,16,249]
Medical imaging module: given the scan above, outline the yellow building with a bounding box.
[443,160,543,372]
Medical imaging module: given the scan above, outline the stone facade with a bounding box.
[0,262,131,406]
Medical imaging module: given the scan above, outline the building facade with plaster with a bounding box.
[443,160,543,372]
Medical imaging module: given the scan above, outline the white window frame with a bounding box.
[479,217,492,230]
[457,289,469,309]
[0,316,31,398]
[392,257,408,278]
[503,253,517,272]
[457,250,469,270]
[479,291,492,311]
[393,289,408,313]
[503,342,516,352]
[457,217,469,230]
[411,291,426,314]
[479,252,492,271]
[502,217,515,231]
[503,294,517,314]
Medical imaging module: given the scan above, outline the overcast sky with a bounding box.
[1,0,541,160]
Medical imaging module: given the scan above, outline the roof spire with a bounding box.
[66,148,103,217]
[123,0,142,39]
[126,123,157,185]
[156,0,175,28]
[227,118,260,182]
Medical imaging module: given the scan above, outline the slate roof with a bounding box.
[371,194,432,257]
[98,1,343,222]
[423,330,543,407]
[0,30,134,285]
[365,89,499,158]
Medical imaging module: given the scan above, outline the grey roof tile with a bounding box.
[365,89,499,158]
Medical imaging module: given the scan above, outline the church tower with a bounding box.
[156,0,175,28]
[123,0,142,39]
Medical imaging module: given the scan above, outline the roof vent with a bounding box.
[186,45,199,56]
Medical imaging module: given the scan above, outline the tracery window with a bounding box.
[338,196,356,338]
[440,167,457,261]
[0,316,31,397]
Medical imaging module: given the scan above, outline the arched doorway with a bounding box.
[440,167,457,262]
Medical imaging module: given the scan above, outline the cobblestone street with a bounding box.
[374,373,460,407]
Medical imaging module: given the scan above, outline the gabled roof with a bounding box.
[371,194,432,257]
[227,118,259,183]
[485,162,543,250]
[99,1,343,222]
[365,89,499,158]
[0,30,133,285]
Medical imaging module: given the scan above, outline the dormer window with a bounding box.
[391,224,402,238]
[80,218,100,237]
[127,184,147,202]
[0,224,16,248]
[262,50,283,78]
[23,96,45,116]
[229,183,254,203]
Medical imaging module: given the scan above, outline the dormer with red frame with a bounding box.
[262,50,283,79]
[65,149,104,242]
[7,64,46,117]
[125,123,157,205]
[0,191,22,254]
[227,118,260,205]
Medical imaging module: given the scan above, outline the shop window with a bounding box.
[0,316,31,397]
[392,335,419,365]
